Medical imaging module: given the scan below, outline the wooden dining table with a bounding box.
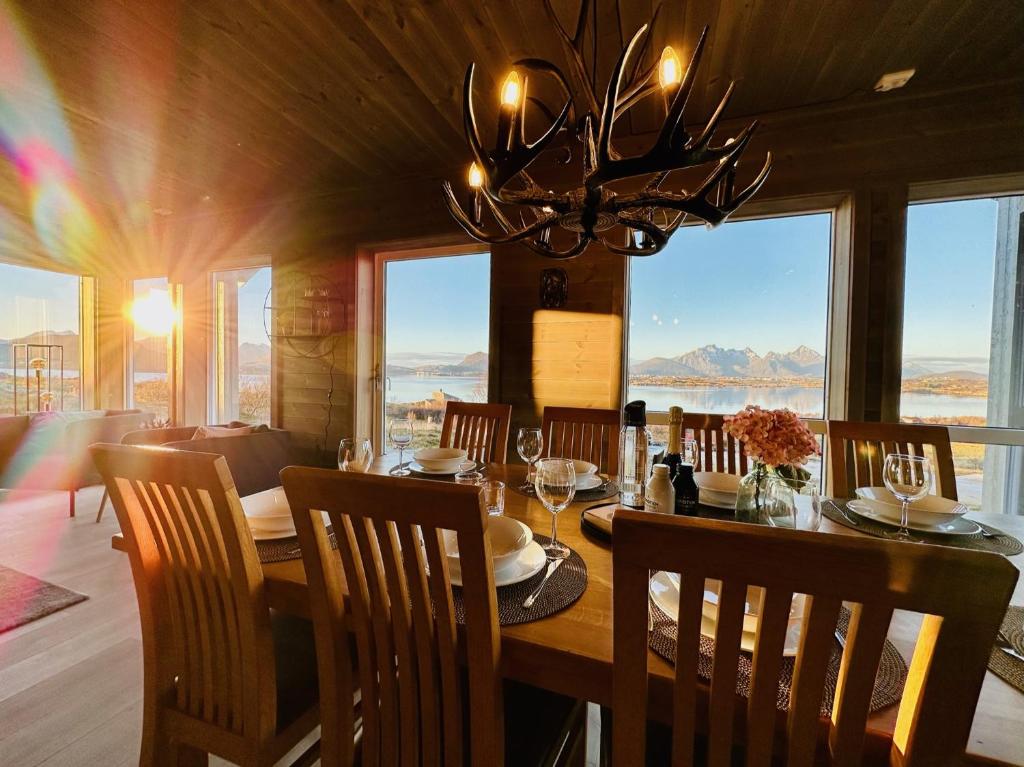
[112,458,1024,765]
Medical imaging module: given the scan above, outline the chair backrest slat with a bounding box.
[440,402,512,464]
[827,420,957,500]
[611,511,1017,767]
[91,444,277,743]
[282,468,503,767]
[682,412,750,476]
[541,406,620,474]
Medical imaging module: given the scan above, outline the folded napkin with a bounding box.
[582,503,623,536]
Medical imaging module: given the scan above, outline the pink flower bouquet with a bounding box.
[723,405,820,471]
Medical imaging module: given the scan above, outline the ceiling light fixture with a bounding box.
[443,0,771,259]
[874,69,916,92]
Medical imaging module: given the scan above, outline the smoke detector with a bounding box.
[874,69,915,92]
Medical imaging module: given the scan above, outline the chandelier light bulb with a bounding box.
[500,71,521,107]
[659,46,681,89]
[467,162,483,188]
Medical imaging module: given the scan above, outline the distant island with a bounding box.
[386,351,487,378]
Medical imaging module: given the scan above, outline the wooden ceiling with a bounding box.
[1,0,1022,259]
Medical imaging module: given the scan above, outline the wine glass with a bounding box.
[683,438,701,470]
[882,453,932,540]
[534,458,576,560]
[350,439,373,473]
[517,427,544,492]
[765,477,821,531]
[389,419,414,477]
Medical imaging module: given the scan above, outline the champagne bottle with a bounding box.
[662,405,684,479]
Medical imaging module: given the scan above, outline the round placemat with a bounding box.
[823,500,1023,556]
[1001,605,1024,654]
[512,479,619,502]
[254,527,337,564]
[648,600,906,714]
[452,535,587,626]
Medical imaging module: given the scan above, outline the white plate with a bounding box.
[853,487,967,526]
[847,500,982,536]
[694,472,740,495]
[649,572,801,656]
[250,525,297,541]
[448,541,547,587]
[700,492,736,510]
[576,474,604,491]
[409,460,478,476]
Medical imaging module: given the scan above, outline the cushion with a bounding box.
[192,424,255,440]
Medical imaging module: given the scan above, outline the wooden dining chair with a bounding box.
[91,444,320,767]
[280,468,585,767]
[827,420,958,500]
[681,411,750,476]
[440,401,512,463]
[541,406,620,475]
[611,511,1017,767]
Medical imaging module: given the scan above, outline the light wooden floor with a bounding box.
[0,486,600,767]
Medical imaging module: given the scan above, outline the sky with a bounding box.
[237,266,272,346]
[0,262,79,340]
[385,253,490,356]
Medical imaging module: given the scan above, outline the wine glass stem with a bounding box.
[550,512,558,549]
[398,446,404,470]
[900,500,909,533]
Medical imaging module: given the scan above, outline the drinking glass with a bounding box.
[765,477,821,531]
[882,453,932,540]
[337,437,355,471]
[534,458,576,560]
[389,418,414,477]
[481,480,505,516]
[517,426,544,491]
[350,439,373,473]
[683,438,701,470]
[454,469,484,485]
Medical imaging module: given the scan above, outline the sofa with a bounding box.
[0,409,154,517]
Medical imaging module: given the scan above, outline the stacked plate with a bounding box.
[571,460,603,491]
[443,516,546,587]
[847,487,978,535]
[241,487,296,540]
[693,472,740,510]
[649,572,803,656]
[410,447,476,475]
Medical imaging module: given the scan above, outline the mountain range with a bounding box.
[630,345,826,379]
[387,351,487,377]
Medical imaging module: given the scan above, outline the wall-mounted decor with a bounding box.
[442,0,771,259]
[540,268,569,309]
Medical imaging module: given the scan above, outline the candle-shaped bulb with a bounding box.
[659,46,682,89]
[467,162,483,188]
[500,71,521,108]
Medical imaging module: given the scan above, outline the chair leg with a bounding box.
[69,489,76,518]
[96,489,109,523]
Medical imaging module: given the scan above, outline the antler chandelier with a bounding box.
[442,1,772,259]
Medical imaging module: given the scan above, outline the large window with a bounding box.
[211,266,272,425]
[0,262,82,414]
[378,251,490,450]
[901,195,1024,511]
[128,277,174,421]
[627,212,833,418]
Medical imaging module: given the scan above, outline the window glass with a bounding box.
[0,262,81,414]
[902,195,1024,512]
[211,266,272,425]
[129,277,173,421]
[627,213,833,419]
[382,253,490,450]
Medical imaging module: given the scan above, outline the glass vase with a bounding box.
[734,461,778,524]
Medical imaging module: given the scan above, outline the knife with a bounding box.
[523,559,564,608]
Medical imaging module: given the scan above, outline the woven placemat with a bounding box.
[389,462,488,481]
[823,501,1024,556]
[989,605,1024,693]
[648,600,907,714]
[512,478,619,502]
[254,527,337,564]
[452,535,587,626]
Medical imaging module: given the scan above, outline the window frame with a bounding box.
[622,192,852,441]
[371,242,492,453]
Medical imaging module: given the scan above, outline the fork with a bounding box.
[996,630,1024,662]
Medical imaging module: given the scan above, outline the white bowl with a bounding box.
[854,487,967,527]
[241,487,291,518]
[575,474,603,491]
[694,472,740,495]
[414,447,469,472]
[570,459,598,476]
[444,516,533,572]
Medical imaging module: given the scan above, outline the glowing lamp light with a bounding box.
[500,71,521,107]
[131,289,176,336]
[659,46,682,89]
[467,162,484,188]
